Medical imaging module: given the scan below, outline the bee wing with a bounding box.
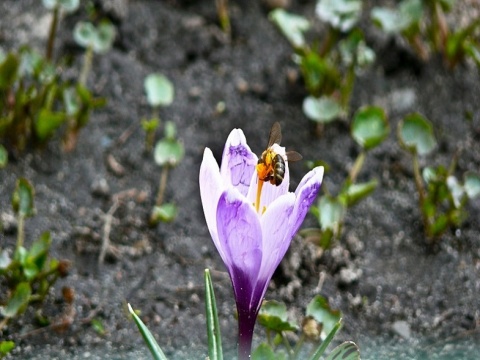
[285,151,302,162]
[267,122,282,148]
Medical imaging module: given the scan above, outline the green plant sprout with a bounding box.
[303,106,390,248]
[215,0,231,37]
[149,121,184,225]
[254,296,359,360]
[0,4,107,155]
[0,179,70,337]
[270,1,374,133]
[42,0,80,61]
[0,144,7,168]
[372,0,480,68]
[398,113,480,241]
[142,73,174,152]
[73,20,116,86]
[129,271,359,360]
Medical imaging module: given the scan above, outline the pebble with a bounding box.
[392,320,411,339]
[338,267,362,286]
[90,178,110,198]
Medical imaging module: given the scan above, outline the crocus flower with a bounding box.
[200,128,323,359]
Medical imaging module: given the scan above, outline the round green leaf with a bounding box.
[464,172,480,199]
[258,301,298,332]
[0,282,31,318]
[351,106,389,150]
[398,113,436,156]
[12,178,35,218]
[144,74,174,107]
[269,9,310,48]
[94,22,116,54]
[318,195,345,231]
[150,203,177,223]
[73,22,96,49]
[446,176,465,209]
[154,138,184,167]
[316,0,362,32]
[306,295,341,341]
[303,96,341,123]
[43,0,79,12]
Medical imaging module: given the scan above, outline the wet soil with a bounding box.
[1,0,479,359]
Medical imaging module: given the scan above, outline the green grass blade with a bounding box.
[205,269,223,360]
[307,319,342,360]
[128,303,168,360]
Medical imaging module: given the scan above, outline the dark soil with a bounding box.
[1,1,479,359]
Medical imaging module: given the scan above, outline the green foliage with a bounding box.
[398,113,479,241]
[316,0,363,33]
[0,341,15,358]
[149,203,178,223]
[372,0,480,67]
[270,7,374,126]
[144,73,174,108]
[0,46,104,152]
[305,106,389,248]
[128,303,168,360]
[1,179,69,332]
[255,295,359,360]
[73,21,116,54]
[154,122,184,168]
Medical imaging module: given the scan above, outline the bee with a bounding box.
[257,122,302,186]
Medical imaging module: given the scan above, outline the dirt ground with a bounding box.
[1,0,480,359]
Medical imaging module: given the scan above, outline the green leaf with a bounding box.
[73,21,116,53]
[95,22,116,54]
[141,118,160,132]
[306,295,341,341]
[0,250,12,270]
[371,0,423,34]
[398,113,436,156]
[0,144,7,169]
[269,9,310,48]
[23,232,52,280]
[0,282,31,318]
[0,52,19,89]
[12,178,35,218]
[464,172,480,199]
[342,180,378,207]
[164,121,176,140]
[446,176,465,209]
[205,269,223,360]
[300,51,341,96]
[252,343,278,360]
[144,74,174,107]
[0,341,15,356]
[91,318,106,335]
[303,96,342,124]
[128,303,168,360]
[42,0,79,12]
[318,195,345,233]
[307,319,342,360]
[154,139,184,167]
[325,341,360,360]
[258,301,298,332]
[35,108,67,141]
[351,106,389,150]
[316,0,362,32]
[150,204,177,223]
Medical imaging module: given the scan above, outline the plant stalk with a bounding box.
[155,166,169,207]
[79,45,94,86]
[46,6,59,61]
[349,151,366,183]
[17,214,25,248]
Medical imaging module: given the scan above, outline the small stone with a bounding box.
[338,267,362,286]
[91,178,110,198]
[236,78,249,94]
[0,212,17,234]
[392,320,411,339]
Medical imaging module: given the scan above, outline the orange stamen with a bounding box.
[255,178,264,213]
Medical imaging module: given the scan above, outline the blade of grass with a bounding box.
[205,269,223,360]
[307,319,342,360]
[128,303,168,360]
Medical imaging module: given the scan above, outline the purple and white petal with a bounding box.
[200,148,225,257]
[216,188,262,289]
[220,129,257,197]
[291,167,324,237]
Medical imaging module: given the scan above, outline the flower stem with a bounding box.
[155,166,169,207]
[46,6,59,61]
[237,307,256,360]
[79,45,94,86]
